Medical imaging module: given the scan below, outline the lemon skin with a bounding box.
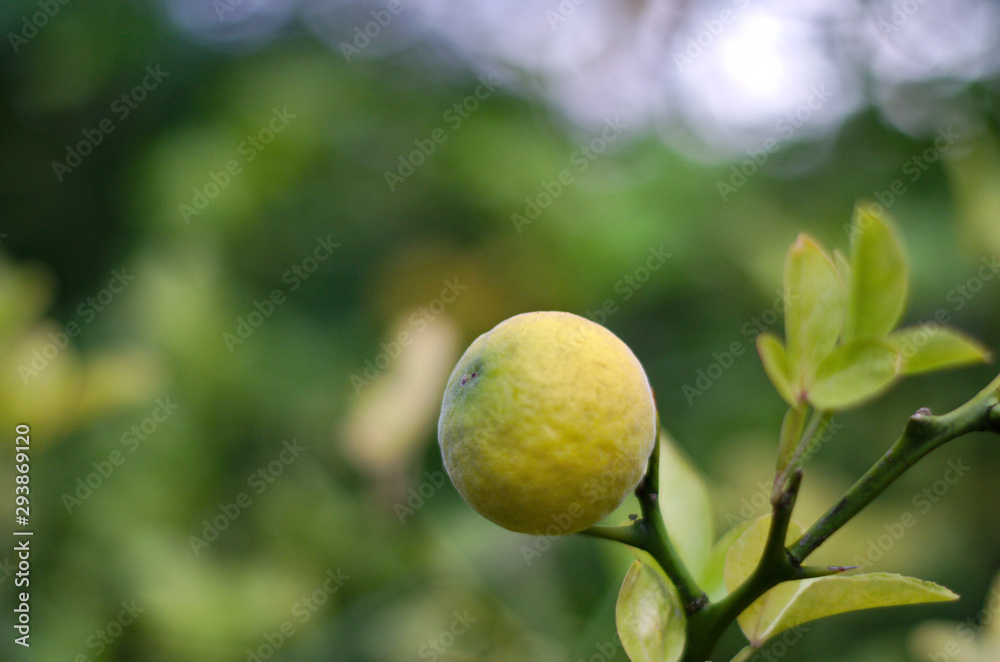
[438,311,657,535]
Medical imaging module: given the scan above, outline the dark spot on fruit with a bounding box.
[460,376,467,385]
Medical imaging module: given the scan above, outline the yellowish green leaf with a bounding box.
[658,430,714,576]
[699,520,755,602]
[724,514,803,644]
[747,572,958,645]
[888,325,992,375]
[845,204,908,339]
[784,234,845,387]
[724,516,957,646]
[807,339,900,410]
[756,332,797,406]
[616,560,687,662]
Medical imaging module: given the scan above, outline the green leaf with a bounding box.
[845,204,908,339]
[616,560,687,662]
[832,249,851,285]
[724,514,803,644]
[744,572,958,645]
[724,516,958,646]
[784,234,845,388]
[658,431,714,576]
[776,405,806,475]
[887,324,992,375]
[728,646,754,662]
[756,332,797,406]
[698,520,755,602]
[807,338,901,410]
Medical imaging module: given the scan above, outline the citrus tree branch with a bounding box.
[790,371,1000,563]
[775,408,831,494]
[682,471,845,662]
[582,437,708,614]
[589,373,1000,662]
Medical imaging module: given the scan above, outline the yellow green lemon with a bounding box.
[438,311,657,534]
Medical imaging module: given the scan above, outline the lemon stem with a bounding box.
[582,436,709,613]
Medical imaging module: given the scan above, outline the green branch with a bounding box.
[583,436,708,613]
[682,471,844,661]
[790,371,1000,563]
[585,372,1000,662]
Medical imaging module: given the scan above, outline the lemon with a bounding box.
[438,311,657,535]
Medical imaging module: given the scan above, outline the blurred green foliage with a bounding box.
[2,1,1000,661]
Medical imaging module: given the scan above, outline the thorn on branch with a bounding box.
[988,403,1000,431]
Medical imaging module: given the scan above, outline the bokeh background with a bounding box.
[2,0,1000,660]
